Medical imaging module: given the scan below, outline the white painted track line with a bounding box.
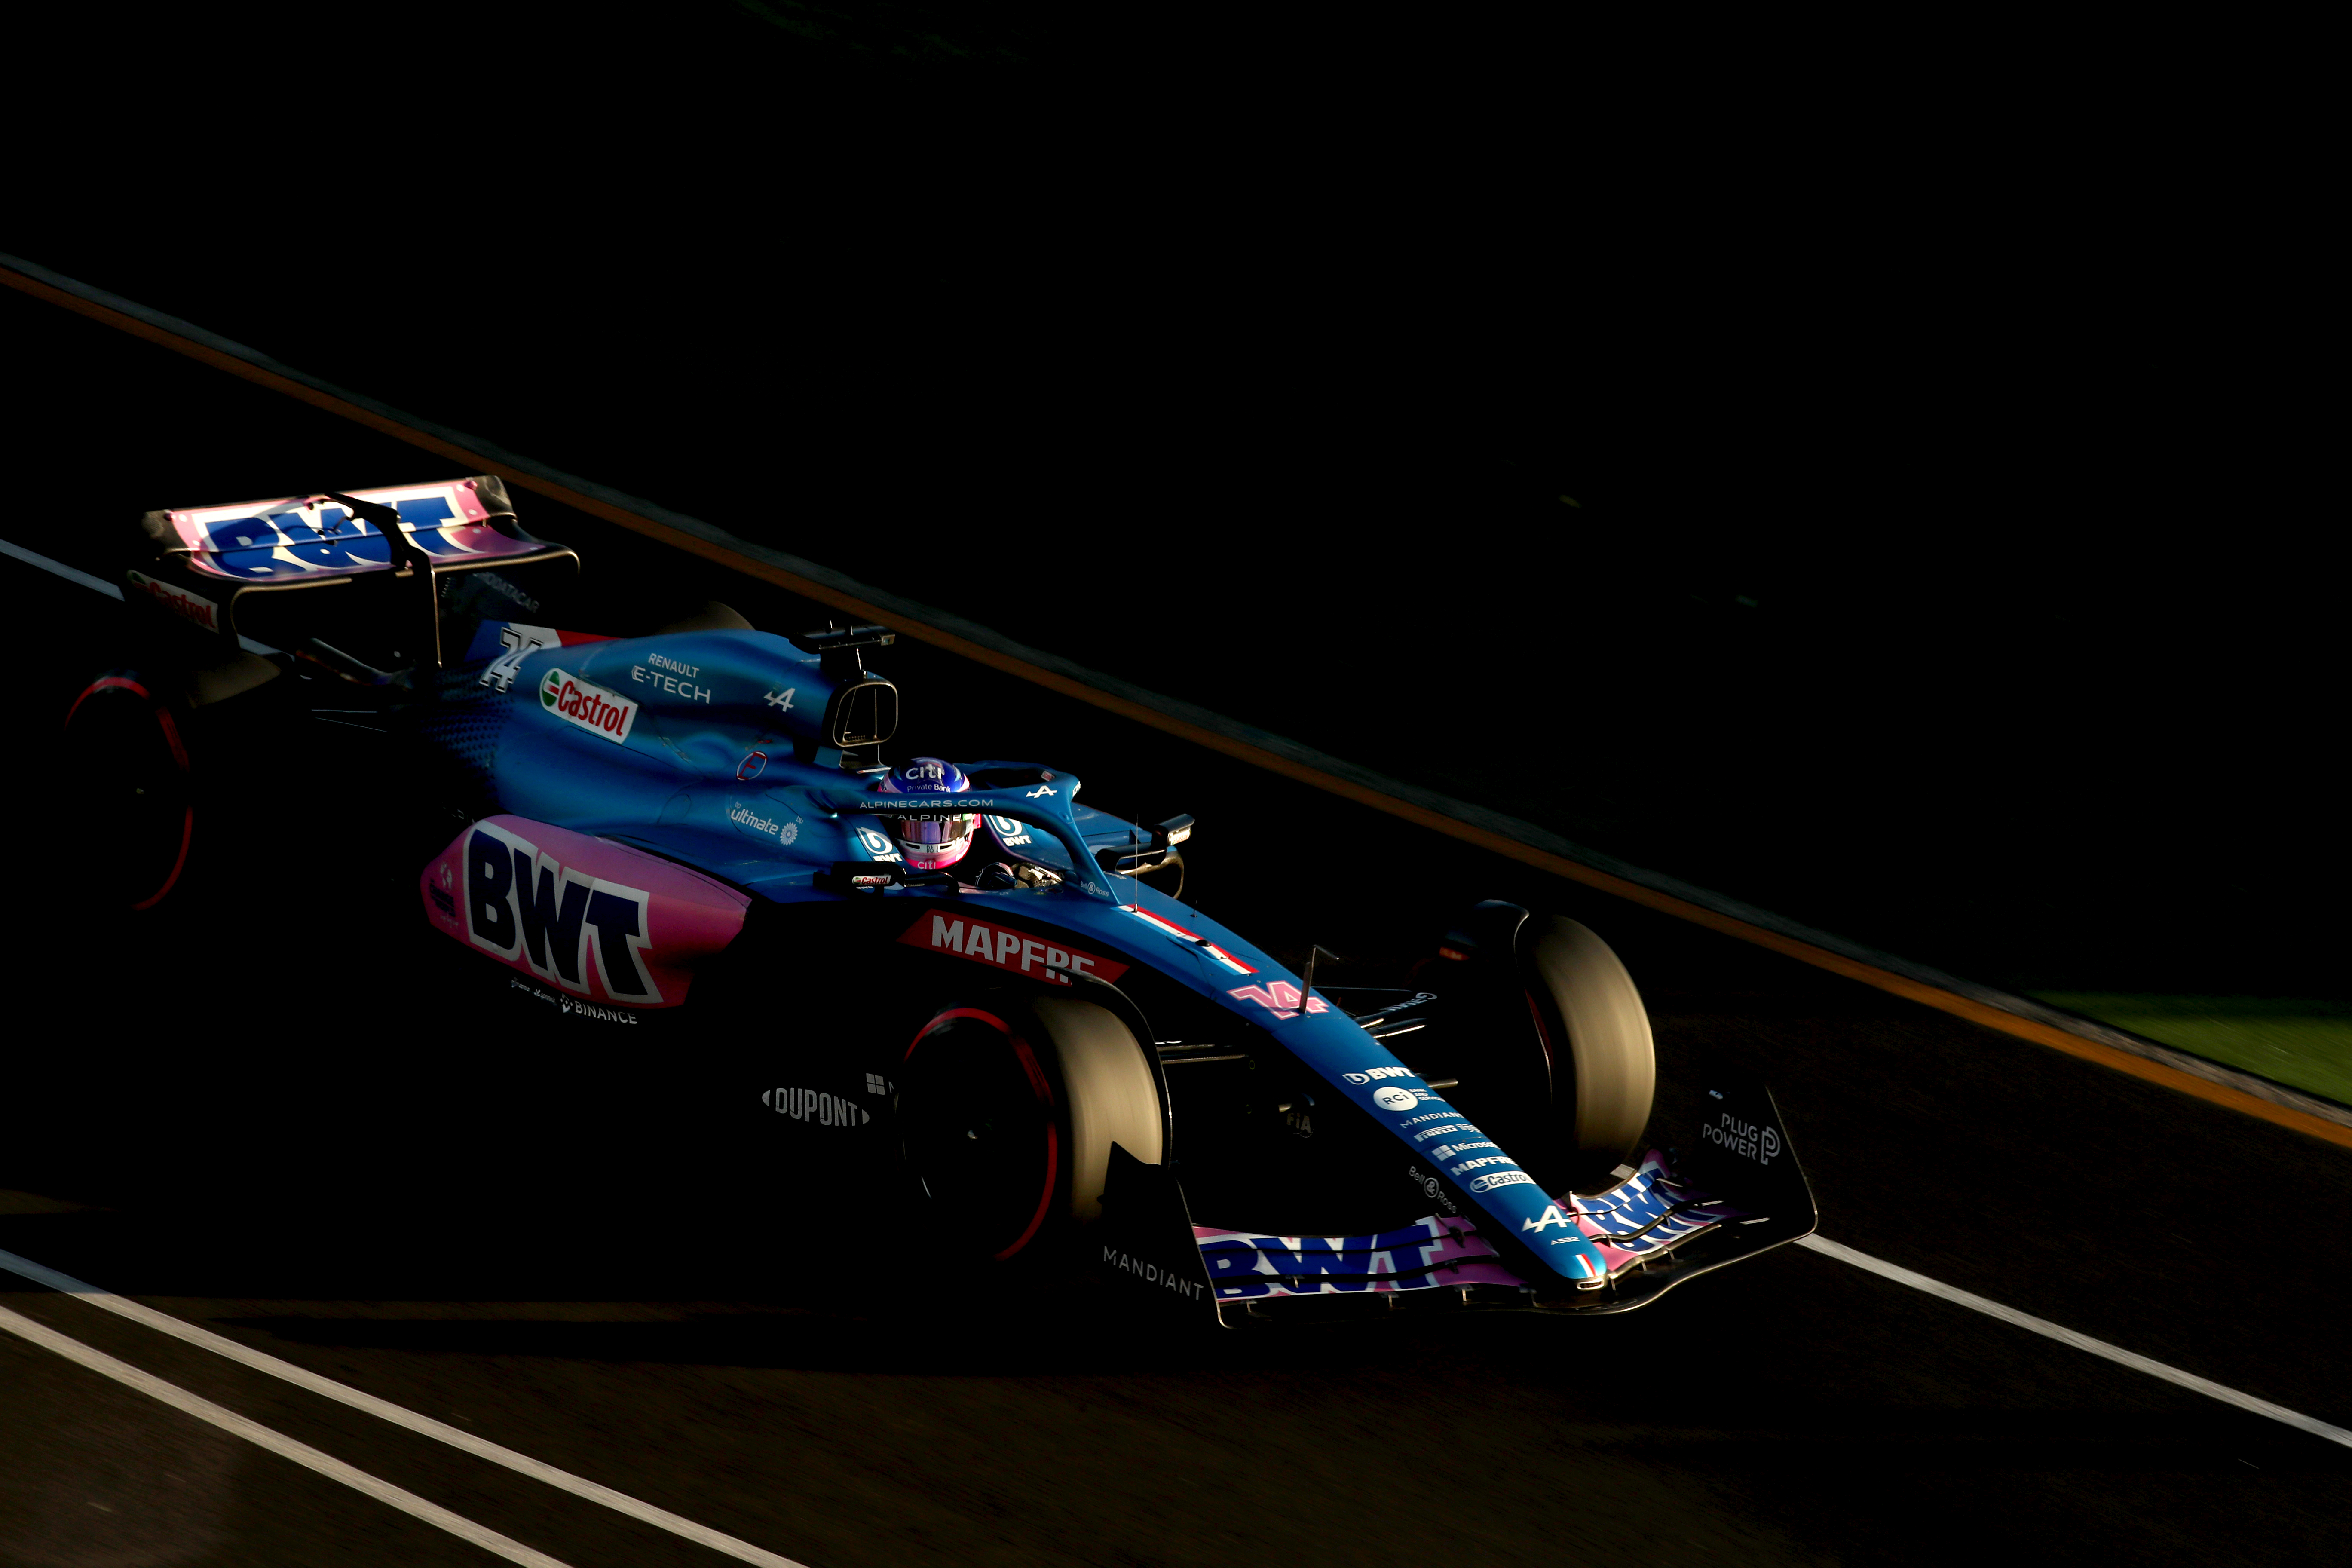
[0,1247,813,1568]
[0,1301,575,1568]
[1799,1235,2352,1448]
[0,535,124,598]
[1,532,282,657]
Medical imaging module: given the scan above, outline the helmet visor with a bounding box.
[884,818,974,851]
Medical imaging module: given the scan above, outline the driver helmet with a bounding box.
[874,757,977,870]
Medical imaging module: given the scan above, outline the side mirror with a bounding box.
[1096,815,1195,876]
[821,677,899,769]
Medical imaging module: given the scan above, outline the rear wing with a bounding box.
[128,476,577,674]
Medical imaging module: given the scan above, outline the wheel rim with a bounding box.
[63,677,193,911]
[898,1008,1060,1261]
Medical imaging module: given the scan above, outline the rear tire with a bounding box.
[896,995,1163,1262]
[60,671,197,911]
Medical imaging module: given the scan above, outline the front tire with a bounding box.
[896,994,1163,1262]
[1522,916,1657,1191]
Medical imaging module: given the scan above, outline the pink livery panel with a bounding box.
[420,815,750,1008]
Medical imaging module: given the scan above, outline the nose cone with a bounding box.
[1517,1203,1613,1287]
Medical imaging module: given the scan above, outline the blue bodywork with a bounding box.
[455,620,1616,1290]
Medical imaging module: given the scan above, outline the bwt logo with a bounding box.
[1342,1066,1416,1085]
[465,822,659,1002]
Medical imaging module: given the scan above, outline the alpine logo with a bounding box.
[1467,1170,1534,1194]
[898,912,1130,985]
[1523,1204,1580,1234]
[539,667,638,743]
[465,821,659,1002]
[764,688,796,714]
[1342,1066,1415,1085]
[763,1087,870,1126]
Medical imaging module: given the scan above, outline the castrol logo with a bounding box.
[539,668,638,744]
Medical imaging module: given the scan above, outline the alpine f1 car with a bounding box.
[67,476,1817,1322]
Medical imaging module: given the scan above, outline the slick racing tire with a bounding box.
[896,995,1164,1263]
[1523,916,1657,1193]
[60,671,198,912]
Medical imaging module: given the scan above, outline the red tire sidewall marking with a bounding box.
[1525,989,1559,1090]
[67,677,195,911]
[904,1006,1061,1262]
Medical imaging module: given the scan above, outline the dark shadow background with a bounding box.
[13,5,2337,1004]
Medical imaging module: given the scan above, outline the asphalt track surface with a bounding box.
[6,288,2352,1567]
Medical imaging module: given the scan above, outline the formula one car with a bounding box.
[66,477,1816,1322]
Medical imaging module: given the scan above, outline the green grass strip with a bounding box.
[2031,994,2352,1109]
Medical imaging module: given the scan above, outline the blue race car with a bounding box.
[66,477,1817,1322]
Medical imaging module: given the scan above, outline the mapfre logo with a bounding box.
[898,912,1130,986]
[538,667,638,743]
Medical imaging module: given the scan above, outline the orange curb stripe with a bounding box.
[16,263,2348,1151]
